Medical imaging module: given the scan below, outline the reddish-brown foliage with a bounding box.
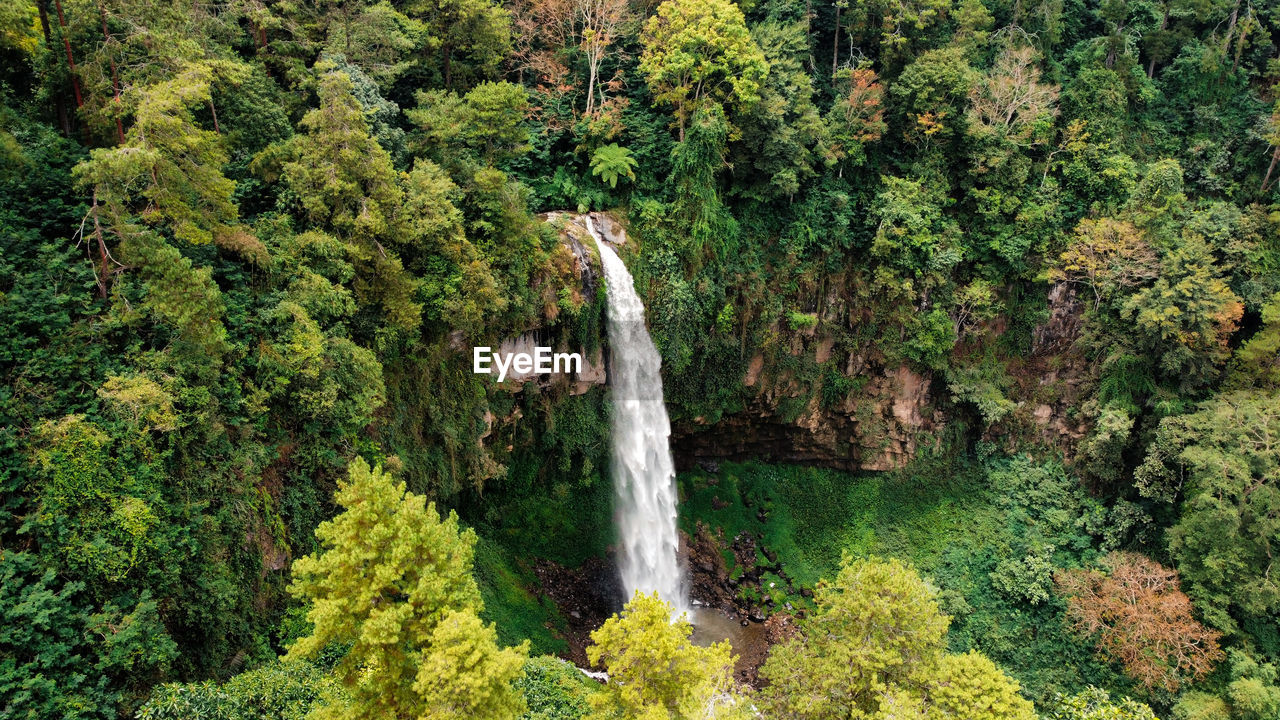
[835,68,886,145]
[1055,552,1224,693]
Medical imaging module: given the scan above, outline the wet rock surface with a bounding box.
[683,523,804,686]
[533,556,623,668]
[531,527,795,687]
[673,359,944,473]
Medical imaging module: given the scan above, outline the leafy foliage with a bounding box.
[285,458,529,720]
[1056,552,1225,693]
[760,556,1035,720]
[587,592,743,720]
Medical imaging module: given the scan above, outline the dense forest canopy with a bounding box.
[2,0,1280,717]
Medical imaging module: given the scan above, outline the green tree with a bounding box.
[1047,687,1157,720]
[892,651,1039,720]
[136,658,341,720]
[1135,390,1280,633]
[823,67,886,175]
[269,68,402,241]
[261,67,422,335]
[285,458,528,720]
[72,60,240,247]
[1122,235,1242,388]
[669,104,737,259]
[516,656,598,720]
[870,175,961,294]
[401,158,505,333]
[760,556,1034,720]
[638,0,768,139]
[842,0,951,67]
[889,46,975,149]
[590,143,637,188]
[409,80,531,169]
[405,0,512,88]
[760,555,948,719]
[586,592,742,720]
[728,21,826,201]
[1229,291,1280,389]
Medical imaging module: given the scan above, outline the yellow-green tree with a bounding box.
[586,592,744,720]
[259,67,422,335]
[286,458,528,720]
[760,556,1034,720]
[638,0,767,140]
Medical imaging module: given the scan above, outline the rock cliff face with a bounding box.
[672,281,1093,472]
[470,212,610,396]
[674,353,944,473]
[489,214,1093,473]
[1018,281,1091,449]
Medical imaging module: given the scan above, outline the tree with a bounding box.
[824,67,885,174]
[1228,291,1280,390]
[409,80,531,168]
[842,0,951,67]
[577,0,632,114]
[760,556,1033,720]
[1260,93,1280,194]
[727,21,827,201]
[890,46,975,148]
[586,592,742,720]
[73,59,258,297]
[319,1,419,87]
[285,458,528,720]
[760,556,947,719]
[515,656,598,720]
[669,104,736,258]
[404,0,512,88]
[638,0,768,139]
[1135,390,1280,634]
[1122,235,1242,386]
[401,158,505,333]
[870,175,961,294]
[1055,551,1224,693]
[262,67,422,335]
[885,651,1038,720]
[1049,217,1158,309]
[270,68,403,241]
[1046,687,1157,720]
[967,45,1059,149]
[590,143,636,187]
[458,81,531,165]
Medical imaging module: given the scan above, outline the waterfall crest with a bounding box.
[586,215,689,617]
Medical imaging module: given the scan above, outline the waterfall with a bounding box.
[586,215,689,618]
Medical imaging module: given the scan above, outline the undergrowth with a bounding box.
[678,456,1136,707]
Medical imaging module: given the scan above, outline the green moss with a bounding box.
[474,537,567,656]
[678,456,1132,707]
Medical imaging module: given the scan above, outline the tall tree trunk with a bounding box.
[254,24,271,78]
[89,191,110,298]
[832,4,840,76]
[1233,5,1250,73]
[1147,5,1167,78]
[586,55,597,114]
[1222,0,1240,59]
[52,0,84,109]
[443,45,453,89]
[1262,145,1280,194]
[98,4,125,144]
[36,0,72,136]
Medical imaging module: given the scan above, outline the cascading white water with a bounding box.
[586,215,689,618]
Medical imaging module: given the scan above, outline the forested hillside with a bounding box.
[1,0,1279,717]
